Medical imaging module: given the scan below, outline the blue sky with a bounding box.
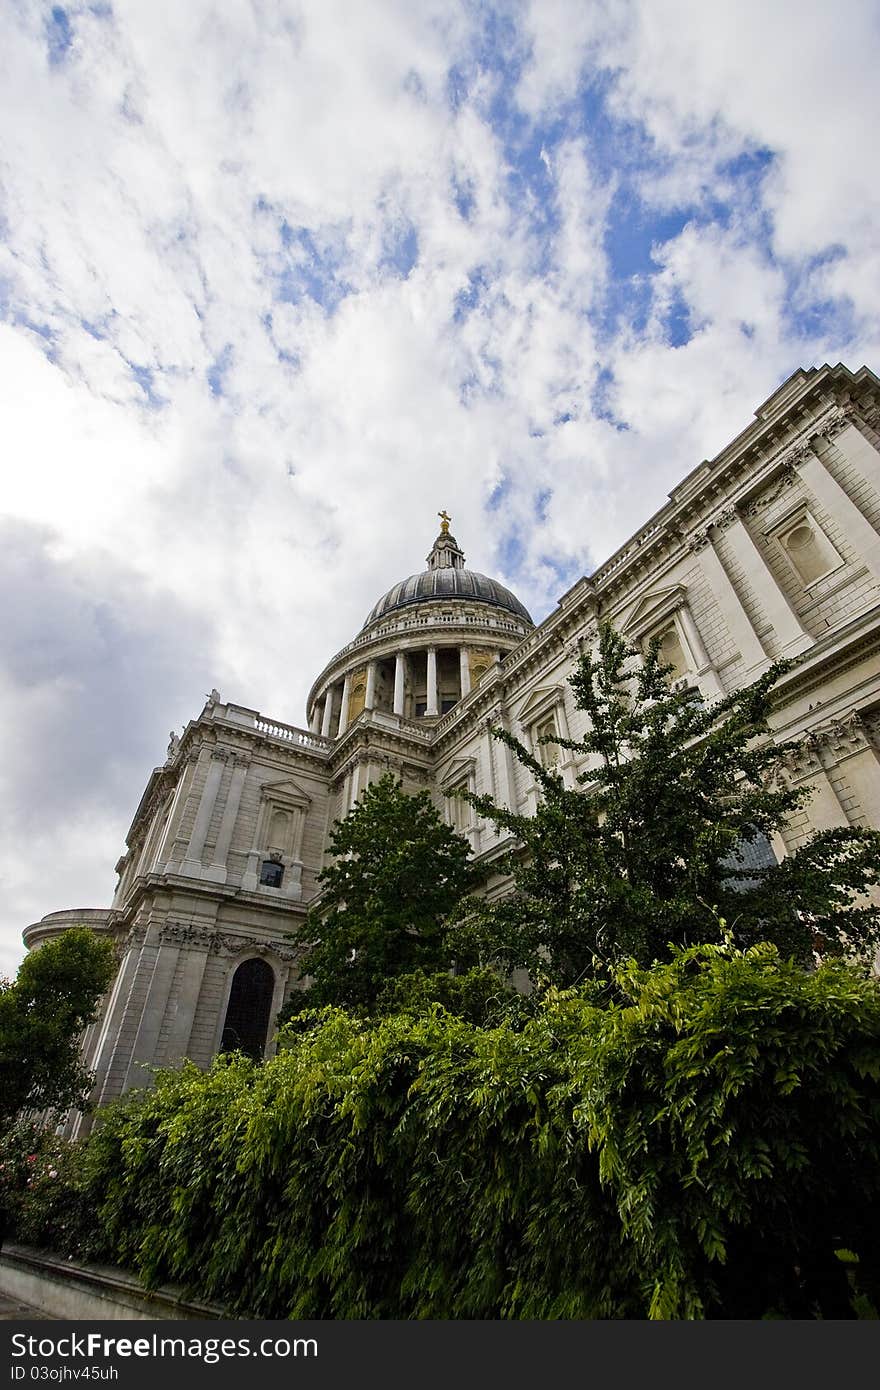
[1,0,879,971]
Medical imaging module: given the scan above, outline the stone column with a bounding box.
[85,936,145,1115]
[320,691,334,738]
[818,411,880,497]
[690,529,770,673]
[124,940,182,1087]
[715,510,811,659]
[160,946,211,1066]
[337,673,351,735]
[797,441,880,581]
[95,927,162,1105]
[459,647,471,698]
[180,751,226,877]
[496,710,518,814]
[393,653,406,716]
[206,756,248,884]
[365,660,377,711]
[426,648,438,716]
[309,706,321,735]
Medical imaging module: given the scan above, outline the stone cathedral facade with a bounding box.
[23,361,880,1132]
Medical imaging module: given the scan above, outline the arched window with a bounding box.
[220,958,275,1060]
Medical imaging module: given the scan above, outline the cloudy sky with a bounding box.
[2,0,879,975]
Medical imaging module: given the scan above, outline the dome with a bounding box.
[363,566,533,629]
[361,517,533,630]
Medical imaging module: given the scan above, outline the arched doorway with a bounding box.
[220,957,276,1060]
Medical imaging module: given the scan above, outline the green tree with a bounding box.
[457,623,880,985]
[285,773,482,1015]
[0,927,116,1129]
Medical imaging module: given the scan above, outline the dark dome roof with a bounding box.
[363,566,533,630]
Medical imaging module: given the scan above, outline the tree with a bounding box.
[456,623,880,986]
[285,773,482,1015]
[0,927,116,1129]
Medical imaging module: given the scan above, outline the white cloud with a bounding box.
[1,0,878,975]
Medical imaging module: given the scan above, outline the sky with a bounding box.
[2,0,879,976]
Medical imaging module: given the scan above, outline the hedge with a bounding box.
[7,942,880,1318]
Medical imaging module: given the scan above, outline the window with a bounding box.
[533,713,559,768]
[446,780,471,833]
[259,858,284,888]
[441,698,457,714]
[655,623,688,682]
[348,678,367,721]
[774,512,843,587]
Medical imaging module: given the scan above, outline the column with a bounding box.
[718,511,811,658]
[459,647,471,698]
[206,756,248,883]
[798,442,880,581]
[158,947,211,1066]
[320,691,334,738]
[309,706,321,735]
[690,531,771,673]
[365,660,377,711]
[804,768,850,833]
[338,673,352,735]
[819,413,880,496]
[426,647,438,716]
[161,749,205,874]
[493,708,517,813]
[393,653,406,715]
[124,942,182,1087]
[86,939,144,1114]
[180,752,226,877]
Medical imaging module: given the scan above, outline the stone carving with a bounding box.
[745,462,799,516]
[810,710,877,757]
[156,921,300,963]
[123,924,147,951]
[687,528,713,552]
[166,731,181,761]
[158,922,215,948]
[818,406,859,442]
[712,507,739,532]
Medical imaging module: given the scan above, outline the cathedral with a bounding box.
[23,361,880,1133]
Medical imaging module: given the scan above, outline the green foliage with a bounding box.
[0,928,116,1128]
[284,773,481,1016]
[461,624,880,984]
[17,944,880,1319]
[373,965,527,1027]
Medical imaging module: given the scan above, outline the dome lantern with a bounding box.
[427,510,466,571]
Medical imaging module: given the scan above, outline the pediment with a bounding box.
[441,756,476,789]
[620,584,686,635]
[259,776,312,808]
[518,684,565,721]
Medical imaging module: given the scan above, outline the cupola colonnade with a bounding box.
[306,515,534,739]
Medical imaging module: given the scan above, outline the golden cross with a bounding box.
[438,509,452,534]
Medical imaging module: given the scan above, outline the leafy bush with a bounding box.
[12,944,880,1319]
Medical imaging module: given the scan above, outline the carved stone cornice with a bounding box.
[155,921,300,962]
